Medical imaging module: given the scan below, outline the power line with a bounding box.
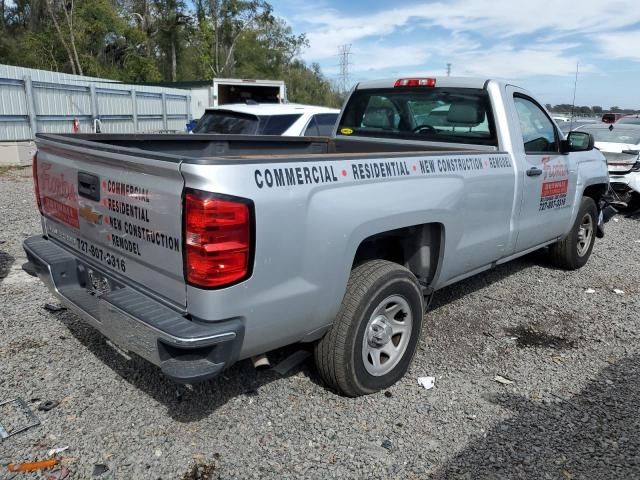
[337,44,352,93]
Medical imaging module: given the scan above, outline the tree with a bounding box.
[0,0,343,106]
[592,106,602,114]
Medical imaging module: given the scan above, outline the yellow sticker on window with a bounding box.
[340,127,353,135]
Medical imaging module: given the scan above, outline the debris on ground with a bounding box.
[180,460,218,480]
[47,447,69,457]
[417,376,435,390]
[92,463,109,477]
[38,400,60,412]
[43,303,67,313]
[384,391,393,398]
[7,459,59,473]
[0,398,40,439]
[585,288,596,294]
[45,466,71,480]
[381,439,393,450]
[272,349,312,375]
[613,289,625,295]
[494,375,514,385]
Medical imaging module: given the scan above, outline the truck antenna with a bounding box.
[569,62,579,132]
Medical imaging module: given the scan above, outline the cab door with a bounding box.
[506,88,577,252]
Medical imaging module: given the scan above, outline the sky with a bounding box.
[270,0,640,109]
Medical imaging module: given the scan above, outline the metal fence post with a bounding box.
[161,92,168,131]
[89,83,98,126]
[23,75,38,139]
[131,89,138,132]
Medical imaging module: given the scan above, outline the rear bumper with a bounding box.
[23,235,243,383]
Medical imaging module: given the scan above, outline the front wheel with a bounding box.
[314,260,424,397]
[549,196,597,270]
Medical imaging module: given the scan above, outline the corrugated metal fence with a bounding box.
[0,65,191,141]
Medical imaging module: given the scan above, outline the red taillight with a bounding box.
[394,78,436,88]
[32,152,42,213]
[184,192,252,288]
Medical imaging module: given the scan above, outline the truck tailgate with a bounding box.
[35,139,186,308]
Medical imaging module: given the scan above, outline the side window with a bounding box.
[303,116,319,136]
[514,96,558,153]
[261,114,302,135]
[314,113,339,136]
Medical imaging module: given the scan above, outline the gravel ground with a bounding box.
[1,166,639,479]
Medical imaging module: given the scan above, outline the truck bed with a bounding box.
[37,133,495,163]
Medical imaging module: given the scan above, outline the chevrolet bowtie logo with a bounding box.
[79,205,103,225]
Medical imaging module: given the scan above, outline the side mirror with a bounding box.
[561,131,594,153]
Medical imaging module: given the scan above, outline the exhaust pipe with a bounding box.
[251,353,271,369]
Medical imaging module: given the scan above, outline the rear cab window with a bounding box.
[337,87,497,146]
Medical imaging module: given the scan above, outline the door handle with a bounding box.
[526,167,542,177]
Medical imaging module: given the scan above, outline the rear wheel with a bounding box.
[549,196,597,270]
[314,260,424,397]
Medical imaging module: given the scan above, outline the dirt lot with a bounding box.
[1,166,639,479]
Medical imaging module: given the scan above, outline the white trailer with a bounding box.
[190,78,287,119]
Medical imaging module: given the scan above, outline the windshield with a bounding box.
[578,125,640,144]
[337,87,497,146]
[193,110,259,134]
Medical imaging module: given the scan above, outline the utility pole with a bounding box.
[446,63,452,76]
[338,44,353,93]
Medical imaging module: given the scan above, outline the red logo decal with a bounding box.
[341,169,347,177]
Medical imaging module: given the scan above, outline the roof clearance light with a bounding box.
[394,78,436,88]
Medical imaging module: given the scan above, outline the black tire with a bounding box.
[549,196,597,270]
[314,260,424,397]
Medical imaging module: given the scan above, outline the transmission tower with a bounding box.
[446,63,452,76]
[338,44,353,93]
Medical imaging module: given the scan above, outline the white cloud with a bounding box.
[289,0,640,77]
[595,30,640,61]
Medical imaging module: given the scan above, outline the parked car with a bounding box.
[192,103,340,137]
[577,123,640,207]
[617,114,640,125]
[24,76,611,396]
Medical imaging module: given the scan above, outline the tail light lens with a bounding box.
[184,191,252,288]
[32,152,42,213]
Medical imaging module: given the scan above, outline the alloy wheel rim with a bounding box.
[362,295,413,376]
[577,213,593,257]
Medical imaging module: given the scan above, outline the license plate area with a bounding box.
[86,268,112,297]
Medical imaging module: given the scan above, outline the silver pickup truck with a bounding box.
[24,77,610,396]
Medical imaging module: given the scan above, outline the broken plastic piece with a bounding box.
[272,350,311,375]
[47,446,69,457]
[38,400,60,412]
[92,463,109,476]
[613,289,625,295]
[494,375,514,385]
[585,288,595,294]
[7,459,59,472]
[0,397,40,439]
[44,303,66,313]
[417,376,435,390]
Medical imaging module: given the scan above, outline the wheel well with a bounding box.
[583,183,608,205]
[352,223,443,286]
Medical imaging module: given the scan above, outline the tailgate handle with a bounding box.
[78,172,101,201]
